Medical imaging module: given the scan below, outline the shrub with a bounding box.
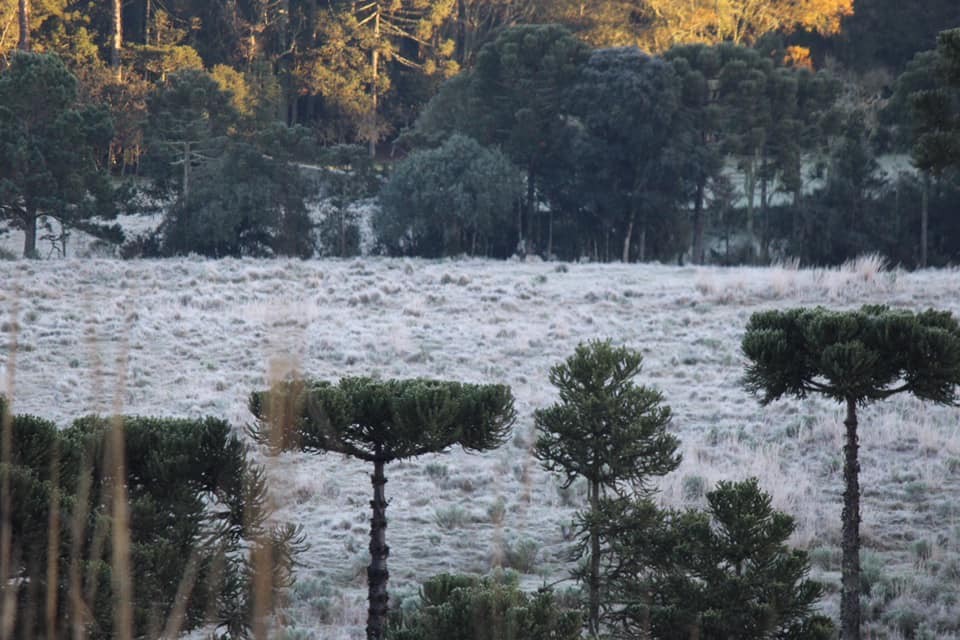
[501,538,540,573]
[0,398,303,639]
[160,141,316,258]
[434,504,470,530]
[375,135,521,258]
[386,572,581,640]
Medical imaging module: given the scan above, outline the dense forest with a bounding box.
[0,0,959,264]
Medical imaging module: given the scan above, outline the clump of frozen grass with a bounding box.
[694,252,897,303]
[499,538,540,574]
[434,504,470,530]
[487,496,507,525]
[291,577,339,623]
[424,462,449,481]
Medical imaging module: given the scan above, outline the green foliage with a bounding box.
[250,377,516,462]
[376,134,522,257]
[0,402,303,639]
[317,144,381,258]
[535,339,680,634]
[592,479,833,640]
[141,68,237,200]
[159,140,316,258]
[535,340,680,493]
[742,305,960,405]
[559,47,686,262]
[911,29,960,175]
[0,51,119,257]
[387,573,582,640]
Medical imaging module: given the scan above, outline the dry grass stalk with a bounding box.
[108,333,133,640]
[0,291,18,640]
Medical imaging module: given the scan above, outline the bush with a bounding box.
[161,141,316,258]
[375,135,522,258]
[501,538,540,573]
[0,398,303,639]
[387,572,581,640]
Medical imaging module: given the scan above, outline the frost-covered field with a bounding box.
[2,256,960,638]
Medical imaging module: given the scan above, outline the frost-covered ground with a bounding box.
[2,256,959,638]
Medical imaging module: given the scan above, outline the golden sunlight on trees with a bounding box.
[642,0,854,49]
[540,0,854,52]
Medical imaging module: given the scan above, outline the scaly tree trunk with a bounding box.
[692,176,706,264]
[638,216,647,262]
[18,0,30,51]
[367,458,389,640]
[588,478,601,637]
[182,142,191,206]
[921,172,930,268]
[23,208,37,258]
[369,9,380,157]
[841,397,861,640]
[622,205,635,263]
[112,0,123,82]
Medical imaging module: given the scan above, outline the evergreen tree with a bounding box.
[590,479,834,639]
[0,397,303,639]
[910,28,960,268]
[142,69,237,206]
[249,377,516,640]
[534,340,681,636]
[376,134,522,257]
[317,143,381,258]
[388,571,582,640]
[0,51,118,257]
[566,47,683,262]
[411,24,589,255]
[742,306,960,640]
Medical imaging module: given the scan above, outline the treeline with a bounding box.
[1,2,959,265]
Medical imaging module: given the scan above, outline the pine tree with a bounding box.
[590,479,834,639]
[534,340,680,636]
[0,52,118,257]
[249,377,516,640]
[742,305,960,640]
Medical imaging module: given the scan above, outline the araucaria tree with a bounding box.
[535,340,681,636]
[249,377,516,640]
[742,306,960,640]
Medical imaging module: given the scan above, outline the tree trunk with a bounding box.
[366,458,389,640]
[622,207,635,263]
[144,0,152,45]
[516,199,524,256]
[841,397,861,640]
[692,177,706,264]
[182,142,191,205]
[744,156,756,249]
[547,209,553,259]
[759,160,770,262]
[17,0,29,51]
[369,10,380,158]
[588,478,600,637]
[23,209,37,258]
[526,166,536,254]
[112,0,123,82]
[921,172,929,269]
[638,217,646,262]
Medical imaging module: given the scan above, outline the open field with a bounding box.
[2,256,959,638]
